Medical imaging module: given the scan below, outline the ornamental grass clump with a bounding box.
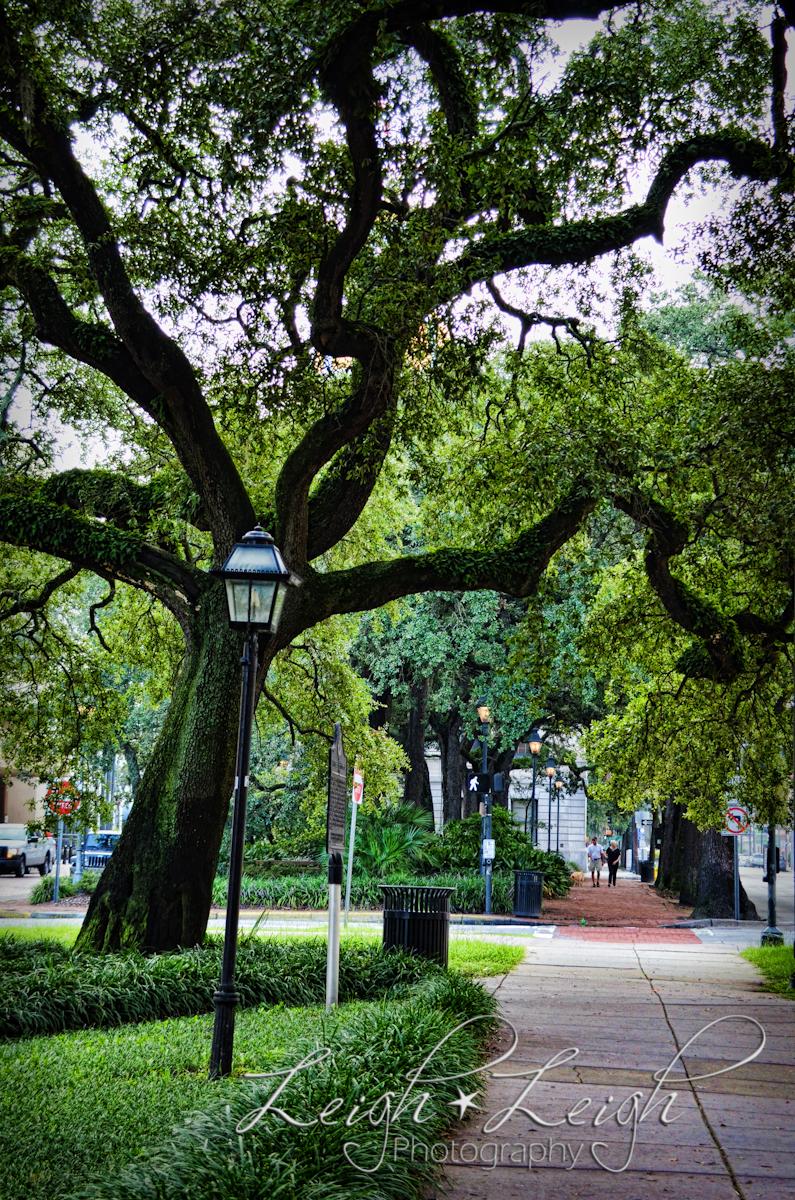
[0,934,437,1039]
[65,971,496,1200]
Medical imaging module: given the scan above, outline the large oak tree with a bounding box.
[1,0,793,950]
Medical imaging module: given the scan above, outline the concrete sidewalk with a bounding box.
[434,933,795,1200]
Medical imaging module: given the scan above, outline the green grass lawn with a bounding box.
[741,944,795,998]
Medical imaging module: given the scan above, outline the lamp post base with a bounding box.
[761,927,784,946]
[209,985,241,1079]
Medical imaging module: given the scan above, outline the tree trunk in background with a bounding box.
[690,828,758,919]
[435,709,464,824]
[76,588,248,953]
[404,680,432,814]
[491,745,517,811]
[656,797,758,918]
[656,795,682,890]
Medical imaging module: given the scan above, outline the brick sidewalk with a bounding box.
[542,876,689,926]
[555,926,701,943]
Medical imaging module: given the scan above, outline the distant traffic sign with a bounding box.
[482,838,495,862]
[724,804,749,835]
[467,772,492,794]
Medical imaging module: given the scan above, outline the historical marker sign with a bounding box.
[326,722,348,854]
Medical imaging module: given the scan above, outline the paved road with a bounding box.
[436,933,795,1200]
[740,864,794,927]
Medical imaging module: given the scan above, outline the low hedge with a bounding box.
[0,934,437,1040]
[213,860,572,913]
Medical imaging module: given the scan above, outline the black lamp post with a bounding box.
[476,698,492,915]
[545,756,556,853]
[209,526,299,1079]
[554,774,564,856]
[527,729,542,843]
[761,814,784,946]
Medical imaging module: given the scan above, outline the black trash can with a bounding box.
[639,860,655,884]
[513,870,544,918]
[380,885,454,967]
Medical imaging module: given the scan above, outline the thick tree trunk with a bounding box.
[434,709,464,825]
[403,680,432,813]
[77,588,253,953]
[656,797,758,919]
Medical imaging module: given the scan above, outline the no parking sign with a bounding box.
[724,804,749,835]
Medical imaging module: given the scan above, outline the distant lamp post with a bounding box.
[526,729,542,843]
[209,526,299,1079]
[476,698,493,915]
[554,775,564,856]
[761,814,784,947]
[545,756,556,853]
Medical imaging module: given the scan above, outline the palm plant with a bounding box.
[354,803,437,878]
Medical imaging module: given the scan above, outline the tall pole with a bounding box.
[483,721,491,916]
[555,783,560,855]
[54,817,64,901]
[761,815,783,946]
[209,627,258,1079]
[547,775,552,853]
[733,833,740,923]
[529,752,537,842]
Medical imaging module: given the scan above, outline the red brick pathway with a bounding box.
[541,876,690,927]
[554,926,700,942]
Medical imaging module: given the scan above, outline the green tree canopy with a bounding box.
[0,0,793,949]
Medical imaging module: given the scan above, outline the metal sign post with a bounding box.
[326,723,347,1011]
[344,765,363,928]
[53,818,64,902]
[722,804,750,924]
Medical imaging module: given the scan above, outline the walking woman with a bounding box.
[606,840,620,887]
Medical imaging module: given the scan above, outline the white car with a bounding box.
[0,825,55,877]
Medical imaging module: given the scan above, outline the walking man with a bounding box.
[606,840,620,887]
[587,836,603,887]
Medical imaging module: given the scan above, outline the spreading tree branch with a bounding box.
[0,11,254,550]
[0,566,79,622]
[296,479,595,630]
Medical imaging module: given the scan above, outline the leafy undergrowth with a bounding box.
[741,944,795,998]
[0,970,496,1200]
[213,865,572,913]
[0,933,437,1038]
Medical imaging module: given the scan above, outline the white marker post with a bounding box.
[325,724,347,1012]
[344,765,364,928]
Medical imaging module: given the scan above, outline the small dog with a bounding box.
[570,870,585,887]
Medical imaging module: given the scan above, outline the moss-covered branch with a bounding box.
[614,492,753,682]
[441,133,790,296]
[0,487,202,614]
[297,479,595,627]
[0,14,254,551]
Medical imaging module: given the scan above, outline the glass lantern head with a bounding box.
[219,527,295,631]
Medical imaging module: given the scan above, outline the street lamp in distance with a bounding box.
[476,698,493,914]
[554,774,564,856]
[209,526,300,1079]
[526,728,542,842]
[544,756,556,853]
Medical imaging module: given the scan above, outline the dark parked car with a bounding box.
[0,825,55,876]
[81,831,121,870]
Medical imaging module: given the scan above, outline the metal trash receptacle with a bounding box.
[513,869,544,918]
[639,860,655,883]
[380,885,454,967]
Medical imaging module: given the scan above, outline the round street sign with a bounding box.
[724,805,749,834]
